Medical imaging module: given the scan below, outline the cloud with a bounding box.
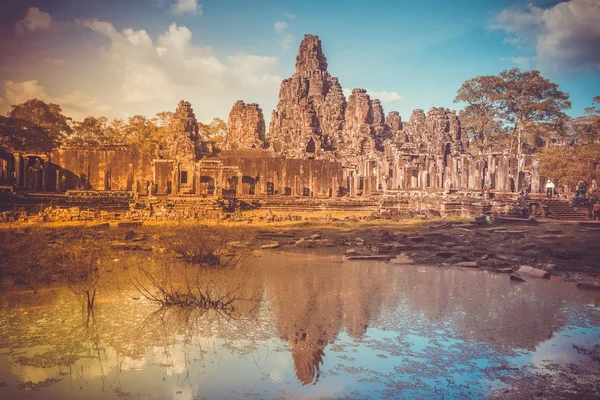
[171,0,202,16]
[492,0,600,74]
[343,88,402,103]
[4,80,112,120]
[15,7,52,33]
[80,19,280,103]
[504,56,532,69]
[284,13,296,19]
[274,21,287,34]
[274,21,293,50]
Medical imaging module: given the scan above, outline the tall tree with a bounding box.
[571,96,600,145]
[454,69,571,154]
[126,115,160,153]
[67,116,109,146]
[199,118,228,146]
[0,115,54,152]
[9,99,72,148]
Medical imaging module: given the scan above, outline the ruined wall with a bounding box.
[216,150,343,197]
[51,147,153,192]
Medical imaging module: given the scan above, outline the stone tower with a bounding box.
[268,34,346,158]
[164,100,200,162]
[224,100,266,150]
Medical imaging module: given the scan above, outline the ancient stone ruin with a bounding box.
[0,33,544,220]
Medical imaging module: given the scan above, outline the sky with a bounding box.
[0,0,598,125]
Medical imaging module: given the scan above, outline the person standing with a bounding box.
[593,201,600,221]
[546,179,555,198]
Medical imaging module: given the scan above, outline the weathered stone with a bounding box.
[344,254,392,261]
[269,34,345,158]
[454,261,478,268]
[576,282,600,291]
[261,242,280,249]
[124,230,135,240]
[163,100,199,162]
[516,265,550,279]
[224,101,266,150]
[343,89,375,156]
[510,273,525,282]
[390,254,415,265]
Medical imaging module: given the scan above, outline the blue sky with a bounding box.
[0,0,598,124]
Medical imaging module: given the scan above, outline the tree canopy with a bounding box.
[454,68,571,154]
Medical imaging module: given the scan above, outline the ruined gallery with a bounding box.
[1,35,539,216]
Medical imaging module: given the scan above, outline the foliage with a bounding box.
[65,116,129,146]
[454,68,571,154]
[199,118,228,147]
[8,99,72,148]
[0,116,57,152]
[538,144,600,191]
[571,96,600,145]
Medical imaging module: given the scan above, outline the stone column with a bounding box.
[237,171,242,196]
[14,154,21,189]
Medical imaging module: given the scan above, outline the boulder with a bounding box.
[516,265,550,279]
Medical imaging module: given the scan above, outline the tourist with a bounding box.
[593,201,600,221]
[546,179,555,198]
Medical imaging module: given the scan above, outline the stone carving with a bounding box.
[269,34,346,158]
[405,108,462,156]
[164,100,199,162]
[385,111,406,144]
[224,101,266,150]
[343,88,375,156]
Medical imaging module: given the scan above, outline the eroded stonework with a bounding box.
[164,100,199,163]
[268,34,346,158]
[224,101,266,150]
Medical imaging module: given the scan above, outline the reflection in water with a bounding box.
[0,252,599,399]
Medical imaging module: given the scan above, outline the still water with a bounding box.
[0,252,599,399]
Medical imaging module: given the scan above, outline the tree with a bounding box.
[126,115,161,153]
[454,69,571,154]
[0,115,55,152]
[9,99,72,147]
[571,96,600,145]
[199,118,228,147]
[538,144,600,192]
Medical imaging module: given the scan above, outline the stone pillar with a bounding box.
[14,154,21,189]
[237,172,242,196]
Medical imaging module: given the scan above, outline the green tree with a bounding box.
[126,115,161,153]
[199,118,228,146]
[67,116,109,146]
[538,144,600,192]
[454,69,571,154]
[8,99,72,147]
[0,115,55,152]
[571,96,600,145]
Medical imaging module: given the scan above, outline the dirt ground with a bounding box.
[2,212,600,287]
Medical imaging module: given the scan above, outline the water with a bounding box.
[0,252,599,399]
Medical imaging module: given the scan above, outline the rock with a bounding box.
[344,88,376,155]
[294,238,314,247]
[390,254,415,265]
[224,101,266,150]
[436,251,456,259]
[576,282,600,291]
[454,261,478,268]
[407,236,424,243]
[516,265,550,279]
[344,255,392,261]
[117,221,143,229]
[355,238,365,246]
[310,233,321,240]
[510,274,525,282]
[261,242,280,250]
[497,267,513,274]
[345,248,357,255]
[496,254,521,263]
[124,230,135,240]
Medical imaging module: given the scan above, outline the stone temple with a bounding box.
[0,34,540,216]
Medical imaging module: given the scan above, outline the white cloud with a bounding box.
[510,56,532,69]
[274,21,293,50]
[229,53,281,89]
[4,80,112,120]
[343,88,401,102]
[171,0,202,16]
[284,13,296,19]
[80,19,280,103]
[492,0,600,74]
[274,21,288,34]
[15,7,52,33]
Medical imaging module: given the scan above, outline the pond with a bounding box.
[0,252,599,399]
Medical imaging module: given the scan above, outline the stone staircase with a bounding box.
[541,199,589,221]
